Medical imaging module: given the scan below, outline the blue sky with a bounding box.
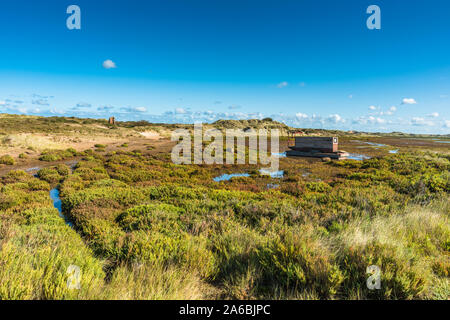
[0,0,449,133]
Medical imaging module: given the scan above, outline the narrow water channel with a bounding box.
[50,188,73,227]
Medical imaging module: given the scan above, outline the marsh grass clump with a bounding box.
[0,155,15,165]
[39,148,77,162]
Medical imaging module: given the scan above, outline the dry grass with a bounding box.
[96,262,216,300]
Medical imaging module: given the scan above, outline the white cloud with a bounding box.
[401,98,417,105]
[0,100,5,106]
[368,105,377,111]
[368,116,386,124]
[175,108,187,114]
[444,120,450,128]
[353,116,387,125]
[411,117,434,126]
[50,108,65,115]
[390,106,397,112]
[134,107,147,113]
[327,114,344,124]
[295,112,308,119]
[429,112,439,118]
[102,59,117,69]
[276,81,288,88]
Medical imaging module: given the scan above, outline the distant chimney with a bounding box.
[108,117,115,125]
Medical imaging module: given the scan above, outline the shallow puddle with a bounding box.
[351,140,387,148]
[259,169,284,178]
[213,173,250,182]
[345,153,371,161]
[213,169,285,181]
[389,150,399,154]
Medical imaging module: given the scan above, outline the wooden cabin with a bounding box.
[290,137,338,153]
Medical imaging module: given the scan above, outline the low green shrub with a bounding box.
[0,155,15,165]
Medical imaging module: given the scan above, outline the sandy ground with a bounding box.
[0,133,129,158]
[139,131,161,140]
[0,136,174,176]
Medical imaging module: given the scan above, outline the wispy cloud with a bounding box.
[71,102,92,110]
[121,106,147,113]
[97,105,115,112]
[327,114,345,124]
[32,99,49,106]
[411,117,434,126]
[429,112,439,118]
[175,107,187,114]
[295,112,308,119]
[276,81,288,88]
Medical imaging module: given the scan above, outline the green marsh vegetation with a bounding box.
[0,115,449,299]
[1,143,448,299]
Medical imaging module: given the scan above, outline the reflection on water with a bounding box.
[435,141,450,144]
[50,188,73,227]
[259,169,284,178]
[213,173,250,182]
[213,169,285,181]
[389,150,399,154]
[351,140,387,148]
[267,183,280,189]
[346,153,371,161]
[364,142,387,147]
